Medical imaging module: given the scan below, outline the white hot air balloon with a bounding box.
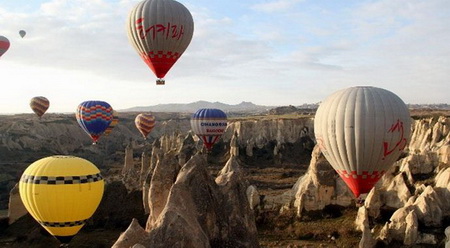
[314,86,411,198]
[127,0,194,85]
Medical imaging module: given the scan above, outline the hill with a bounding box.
[120,101,275,113]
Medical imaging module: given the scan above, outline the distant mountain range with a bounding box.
[119,101,450,114]
[120,101,277,113]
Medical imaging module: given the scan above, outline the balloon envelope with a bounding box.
[190,108,227,151]
[0,35,10,58]
[135,113,156,139]
[30,96,50,117]
[76,101,113,143]
[104,110,119,136]
[19,30,26,38]
[314,86,411,197]
[127,0,194,84]
[19,155,104,245]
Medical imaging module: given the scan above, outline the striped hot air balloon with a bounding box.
[314,86,411,198]
[104,110,119,136]
[190,108,227,151]
[76,101,113,144]
[19,155,104,246]
[127,0,194,85]
[135,113,156,139]
[30,96,50,118]
[0,35,10,58]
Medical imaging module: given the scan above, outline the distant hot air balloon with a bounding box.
[19,30,26,38]
[314,86,411,198]
[76,101,113,144]
[190,108,227,151]
[104,110,119,136]
[0,35,10,58]
[135,113,156,139]
[30,96,50,118]
[126,0,194,85]
[19,155,104,246]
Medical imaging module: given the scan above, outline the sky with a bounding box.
[0,0,449,114]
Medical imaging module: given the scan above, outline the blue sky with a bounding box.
[0,0,449,113]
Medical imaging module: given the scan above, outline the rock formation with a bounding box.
[113,149,259,247]
[292,145,353,217]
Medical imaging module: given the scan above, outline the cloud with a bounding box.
[251,0,304,13]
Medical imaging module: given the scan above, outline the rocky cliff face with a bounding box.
[2,113,450,247]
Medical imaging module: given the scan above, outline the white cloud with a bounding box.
[251,0,304,13]
[0,0,449,113]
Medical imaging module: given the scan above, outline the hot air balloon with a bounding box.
[314,86,411,198]
[76,101,113,144]
[127,0,194,85]
[135,113,156,139]
[0,35,10,58]
[104,110,119,136]
[30,96,50,118]
[19,155,104,246]
[19,30,26,38]
[190,108,227,151]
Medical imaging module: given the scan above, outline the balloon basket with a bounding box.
[156,78,165,85]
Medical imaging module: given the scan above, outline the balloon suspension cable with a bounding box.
[156,78,165,85]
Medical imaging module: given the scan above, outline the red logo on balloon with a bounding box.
[136,18,185,40]
[383,119,408,159]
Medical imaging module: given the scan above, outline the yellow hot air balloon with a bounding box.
[19,156,104,245]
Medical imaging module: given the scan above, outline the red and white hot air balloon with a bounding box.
[190,108,227,151]
[126,0,194,85]
[314,86,411,198]
[0,35,10,58]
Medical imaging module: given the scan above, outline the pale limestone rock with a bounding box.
[294,146,347,217]
[146,150,181,229]
[219,154,242,176]
[117,153,259,248]
[222,118,314,155]
[142,139,162,214]
[112,218,147,248]
[382,173,411,209]
[123,144,134,175]
[400,152,435,178]
[378,205,415,243]
[435,167,450,215]
[355,206,375,248]
[413,186,443,227]
[7,183,27,225]
[139,148,151,183]
[246,185,260,210]
[359,225,375,248]
[409,117,450,153]
[230,131,239,156]
[355,206,368,232]
[438,145,450,164]
[403,210,418,245]
[176,132,197,165]
[364,187,381,219]
[445,226,450,248]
